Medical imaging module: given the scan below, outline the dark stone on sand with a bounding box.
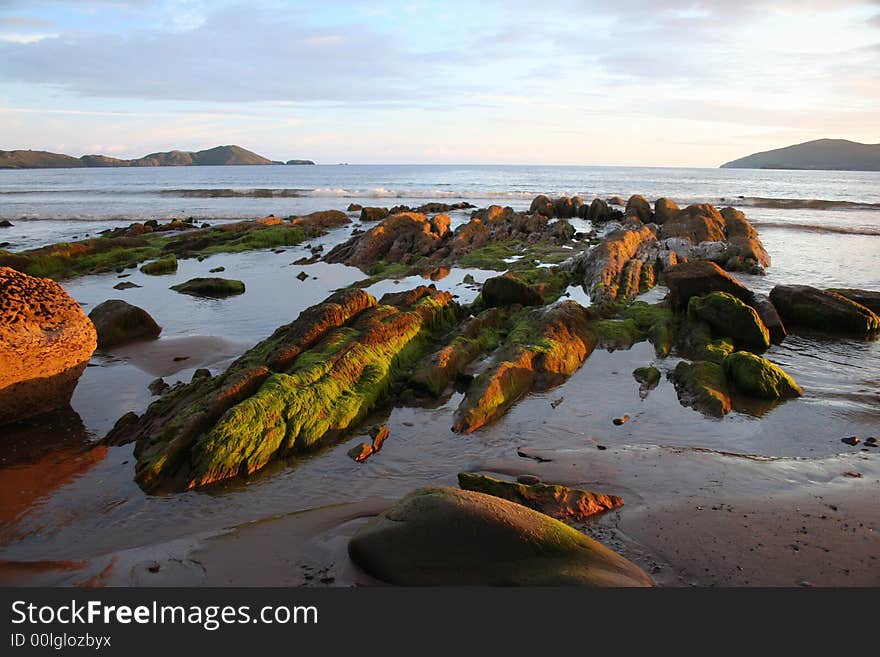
[88,299,161,349]
[348,486,651,586]
[170,277,245,298]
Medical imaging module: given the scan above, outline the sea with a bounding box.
[1,164,878,580]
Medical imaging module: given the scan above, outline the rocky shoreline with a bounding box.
[1,194,878,587]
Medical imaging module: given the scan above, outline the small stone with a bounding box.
[369,425,389,453]
[113,281,141,290]
[550,397,564,409]
[844,471,862,478]
[296,271,309,281]
[596,445,607,450]
[516,474,540,485]
[148,378,169,395]
[209,266,225,273]
[147,563,161,573]
[117,273,131,278]
[348,442,373,463]
[842,436,861,446]
[865,437,878,447]
[613,414,631,426]
[172,356,189,362]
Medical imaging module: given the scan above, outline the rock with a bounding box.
[660,204,727,244]
[749,293,787,344]
[720,207,770,270]
[347,203,363,212]
[148,378,170,396]
[113,281,141,290]
[662,260,753,311]
[842,436,861,446]
[170,277,245,298]
[529,195,555,217]
[88,299,161,349]
[348,442,373,462]
[669,360,732,417]
[516,474,541,485]
[865,437,878,447]
[458,472,624,523]
[453,302,596,433]
[612,414,630,426]
[0,220,13,228]
[633,366,660,398]
[587,198,611,222]
[289,210,350,231]
[209,266,225,273]
[481,273,544,308]
[724,351,802,400]
[653,198,680,224]
[688,292,770,352]
[107,287,456,491]
[679,318,735,364]
[0,267,97,424]
[296,271,309,281]
[359,207,390,222]
[625,195,652,223]
[826,288,880,315]
[191,368,211,381]
[139,255,178,275]
[607,196,626,206]
[769,285,880,336]
[554,196,576,218]
[348,486,651,586]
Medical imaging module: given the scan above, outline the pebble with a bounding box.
[550,397,564,409]
[613,414,631,426]
[865,437,878,447]
[844,471,862,478]
[516,475,540,485]
[841,436,861,446]
[296,271,309,281]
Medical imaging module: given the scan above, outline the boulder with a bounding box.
[587,198,611,222]
[289,209,350,231]
[625,194,652,223]
[827,288,880,315]
[347,203,363,212]
[481,273,544,308]
[457,472,624,523]
[662,260,753,310]
[139,255,177,275]
[170,277,246,298]
[348,487,652,586]
[88,299,161,349]
[529,194,555,217]
[554,196,576,218]
[359,207,390,222]
[688,292,770,352]
[653,198,680,224]
[720,207,770,270]
[669,360,732,417]
[769,285,880,336]
[750,293,787,344]
[0,267,97,424]
[660,204,727,244]
[724,351,802,400]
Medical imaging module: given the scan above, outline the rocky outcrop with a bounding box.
[170,277,246,298]
[480,273,544,308]
[323,212,451,271]
[662,260,753,310]
[724,351,802,400]
[0,267,96,424]
[453,301,596,433]
[653,198,680,224]
[769,285,880,336]
[347,487,652,586]
[660,204,726,244]
[457,472,624,523]
[88,299,161,349]
[688,292,770,352]
[106,287,456,492]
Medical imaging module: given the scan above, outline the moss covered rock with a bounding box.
[348,487,651,586]
[171,277,246,298]
[633,366,661,389]
[139,255,177,275]
[688,292,770,352]
[669,360,731,417]
[457,472,623,523]
[88,299,161,349]
[770,284,880,336]
[724,351,802,400]
[662,260,753,311]
[481,273,544,308]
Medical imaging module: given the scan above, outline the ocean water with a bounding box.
[0,164,878,574]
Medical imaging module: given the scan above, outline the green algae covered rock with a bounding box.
[724,351,802,400]
[88,299,161,349]
[171,277,245,298]
[770,284,880,336]
[633,366,661,388]
[457,472,623,523]
[140,255,177,275]
[688,291,770,352]
[678,318,734,364]
[348,486,652,586]
[104,286,456,492]
[481,273,544,308]
[669,360,731,417]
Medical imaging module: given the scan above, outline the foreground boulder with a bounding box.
[662,260,753,310]
[769,285,880,336]
[88,299,161,349]
[0,267,97,424]
[669,360,732,417]
[106,286,456,491]
[170,277,245,298]
[453,301,596,433]
[688,292,770,352]
[348,487,651,586]
[457,472,623,523]
[480,273,544,308]
[724,351,802,400]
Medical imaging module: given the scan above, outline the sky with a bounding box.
[0,0,878,166]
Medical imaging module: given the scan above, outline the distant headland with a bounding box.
[0,145,315,169]
[721,138,880,172]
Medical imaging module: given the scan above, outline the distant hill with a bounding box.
[0,145,314,169]
[720,139,880,171]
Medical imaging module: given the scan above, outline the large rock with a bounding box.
[0,267,97,424]
[88,299,161,349]
[348,487,652,586]
[554,196,576,218]
[359,207,389,222]
[724,351,802,400]
[720,207,770,270]
[170,277,245,298]
[653,197,680,224]
[669,360,732,417]
[587,198,612,222]
[827,288,880,315]
[289,210,350,231]
[624,194,652,223]
[481,273,544,308]
[769,285,880,336]
[662,260,753,310]
[688,292,770,352]
[529,194,555,217]
[457,472,624,523]
[660,204,727,244]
